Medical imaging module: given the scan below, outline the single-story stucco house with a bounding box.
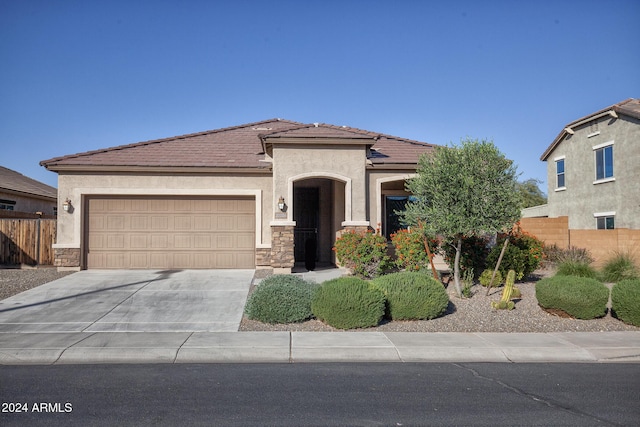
[0,165,57,218]
[40,119,436,271]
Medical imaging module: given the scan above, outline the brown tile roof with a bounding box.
[41,118,436,170]
[0,166,57,199]
[541,98,639,161]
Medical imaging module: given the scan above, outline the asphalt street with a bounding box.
[1,363,639,426]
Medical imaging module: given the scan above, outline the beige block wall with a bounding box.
[54,172,273,252]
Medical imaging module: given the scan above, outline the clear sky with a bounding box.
[1,0,638,190]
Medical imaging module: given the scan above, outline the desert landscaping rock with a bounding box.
[240,270,640,333]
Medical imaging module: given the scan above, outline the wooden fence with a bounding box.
[0,219,57,266]
[520,216,640,267]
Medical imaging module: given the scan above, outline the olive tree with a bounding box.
[402,138,521,297]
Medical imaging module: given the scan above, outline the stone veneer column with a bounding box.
[54,248,81,269]
[270,225,295,269]
[255,248,271,267]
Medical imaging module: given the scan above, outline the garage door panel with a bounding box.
[87,197,255,269]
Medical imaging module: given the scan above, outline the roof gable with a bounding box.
[0,166,57,199]
[541,98,639,161]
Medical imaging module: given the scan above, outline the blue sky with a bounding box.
[1,0,638,190]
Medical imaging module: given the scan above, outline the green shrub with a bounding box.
[535,275,609,319]
[244,275,320,324]
[391,228,439,272]
[333,230,392,279]
[611,279,640,327]
[487,229,544,280]
[372,272,448,320]
[479,269,503,288]
[556,260,599,279]
[601,252,639,283]
[311,277,386,329]
[442,235,490,278]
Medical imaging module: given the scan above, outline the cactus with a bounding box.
[491,269,516,310]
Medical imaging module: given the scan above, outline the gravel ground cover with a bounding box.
[2,267,638,333]
[0,267,74,301]
[240,268,640,333]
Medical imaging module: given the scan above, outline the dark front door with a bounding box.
[293,187,319,263]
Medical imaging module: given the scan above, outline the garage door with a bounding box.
[86,196,255,269]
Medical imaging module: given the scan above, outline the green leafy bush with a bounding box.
[442,235,490,278]
[535,275,609,319]
[479,269,503,287]
[333,230,392,279]
[391,228,439,272]
[487,228,544,280]
[372,272,448,320]
[601,252,639,283]
[244,275,320,324]
[311,277,386,329]
[556,260,599,279]
[611,279,640,327]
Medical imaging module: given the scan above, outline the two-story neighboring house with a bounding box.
[539,98,640,230]
[521,98,640,265]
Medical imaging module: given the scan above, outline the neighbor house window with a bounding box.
[555,157,565,189]
[595,212,615,230]
[384,195,414,239]
[594,142,614,181]
[0,199,16,210]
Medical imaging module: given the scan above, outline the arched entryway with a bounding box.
[292,177,346,269]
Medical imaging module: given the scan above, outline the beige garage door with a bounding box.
[86,196,255,269]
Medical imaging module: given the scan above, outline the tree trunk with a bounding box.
[453,237,463,297]
[486,237,509,296]
[423,235,439,281]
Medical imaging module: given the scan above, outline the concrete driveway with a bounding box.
[0,270,254,333]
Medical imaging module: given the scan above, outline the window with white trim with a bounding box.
[595,212,615,230]
[594,142,614,181]
[555,157,565,189]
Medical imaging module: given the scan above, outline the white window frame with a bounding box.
[594,211,615,230]
[554,155,566,191]
[593,141,615,184]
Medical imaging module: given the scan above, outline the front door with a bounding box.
[293,187,319,263]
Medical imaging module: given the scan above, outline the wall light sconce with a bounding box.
[62,198,72,212]
[564,127,575,135]
[277,196,285,212]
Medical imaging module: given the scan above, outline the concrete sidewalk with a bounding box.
[1,331,639,365]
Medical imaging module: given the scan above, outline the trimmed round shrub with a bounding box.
[556,260,599,279]
[244,275,320,324]
[479,269,503,288]
[372,272,448,320]
[611,279,640,327]
[311,277,386,329]
[535,275,609,319]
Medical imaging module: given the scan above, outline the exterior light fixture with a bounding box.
[63,198,72,212]
[277,196,285,211]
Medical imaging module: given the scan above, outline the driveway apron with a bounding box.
[0,270,254,333]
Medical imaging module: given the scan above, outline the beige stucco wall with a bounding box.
[54,172,273,251]
[0,191,56,215]
[271,144,369,226]
[546,115,640,229]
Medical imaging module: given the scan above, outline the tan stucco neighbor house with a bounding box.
[40,119,436,271]
[0,165,57,218]
[523,98,640,230]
